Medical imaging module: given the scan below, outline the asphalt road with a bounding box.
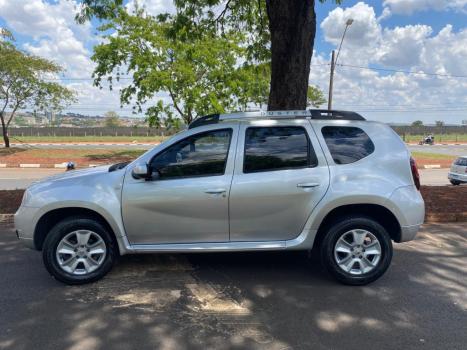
[0,168,63,190]
[0,167,456,190]
[0,223,466,350]
[409,144,467,156]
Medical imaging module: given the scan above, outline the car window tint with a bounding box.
[322,126,375,165]
[150,129,232,179]
[244,126,317,173]
[455,158,467,166]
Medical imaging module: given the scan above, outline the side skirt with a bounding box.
[118,229,318,254]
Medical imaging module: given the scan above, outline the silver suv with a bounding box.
[15,110,425,285]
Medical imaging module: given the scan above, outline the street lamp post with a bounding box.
[328,19,354,111]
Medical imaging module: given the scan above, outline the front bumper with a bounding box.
[14,206,40,250]
[448,172,467,183]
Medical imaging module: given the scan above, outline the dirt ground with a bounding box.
[1,187,466,223]
[414,156,455,169]
[0,148,145,167]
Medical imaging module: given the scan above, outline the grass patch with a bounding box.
[87,149,146,161]
[10,135,168,143]
[411,151,456,160]
[402,134,467,143]
[0,148,147,165]
[0,147,28,156]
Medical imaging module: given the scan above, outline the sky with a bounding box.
[1,0,467,124]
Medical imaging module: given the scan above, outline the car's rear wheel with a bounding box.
[42,217,116,285]
[320,216,393,285]
[450,180,461,186]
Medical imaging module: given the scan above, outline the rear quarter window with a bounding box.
[322,126,375,165]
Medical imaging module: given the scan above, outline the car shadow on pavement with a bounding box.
[0,223,466,350]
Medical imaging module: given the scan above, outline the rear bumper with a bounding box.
[399,224,422,242]
[448,172,467,183]
[386,185,424,242]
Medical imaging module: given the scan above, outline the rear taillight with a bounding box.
[410,157,421,190]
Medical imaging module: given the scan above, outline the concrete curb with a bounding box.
[0,214,14,224]
[424,164,442,169]
[0,163,100,169]
[10,142,160,146]
[406,143,467,146]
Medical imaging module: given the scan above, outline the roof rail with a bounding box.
[188,109,365,129]
[308,109,365,120]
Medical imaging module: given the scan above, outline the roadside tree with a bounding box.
[78,0,339,112]
[89,7,270,126]
[104,111,121,127]
[0,30,75,147]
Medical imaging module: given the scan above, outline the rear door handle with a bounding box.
[297,183,320,188]
[204,188,227,195]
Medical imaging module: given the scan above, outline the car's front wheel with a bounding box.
[320,216,393,285]
[42,217,117,285]
[450,180,461,186]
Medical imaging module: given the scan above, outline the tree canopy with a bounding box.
[0,31,76,147]
[78,0,332,116]
[92,6,270,126]
[104,111,121,127]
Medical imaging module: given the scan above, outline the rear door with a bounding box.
[229,120,330,242]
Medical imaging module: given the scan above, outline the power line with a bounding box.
[43,64,333,81]
[337,64,467,79]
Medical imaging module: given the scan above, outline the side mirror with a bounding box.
[131,163,150,179]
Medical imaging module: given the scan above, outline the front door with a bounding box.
[122,126,237,244]
[229,120,330,242]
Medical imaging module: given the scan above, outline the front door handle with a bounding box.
[204,188,227,195]
[297,183,320,188]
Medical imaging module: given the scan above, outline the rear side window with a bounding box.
[244,126,317,173]
[455,158,467,166]
[322,126,375,165]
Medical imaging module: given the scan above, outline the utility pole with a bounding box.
[327,19,353,111]
[328,50,336,111]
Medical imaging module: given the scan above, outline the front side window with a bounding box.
[244,126,317,173]
[150,129,232,180]
[322,126,375,165]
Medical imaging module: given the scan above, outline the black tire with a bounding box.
[320,216,393,286]
[450,180,461,186]
[42,216,117,285]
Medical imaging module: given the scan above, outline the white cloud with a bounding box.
[125,0,175,16]
[378,25,432,67]
[318,2,467,123]
[383,0,467,15]
[321,2,380,48]
[0,0,130,115]
[0,0,93,77]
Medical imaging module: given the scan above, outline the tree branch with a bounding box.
[258,0,265,36]
[167,86,185,119]
[6,103,19,128]
[215,0,233,22]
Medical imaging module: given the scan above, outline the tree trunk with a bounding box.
[2,126,9,148]
[0,114,10,148]
[266,0,316,111]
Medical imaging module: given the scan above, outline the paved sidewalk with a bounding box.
[0,223,466,350]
